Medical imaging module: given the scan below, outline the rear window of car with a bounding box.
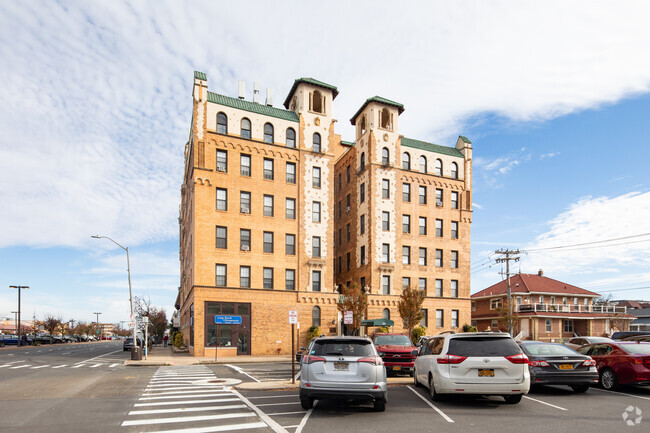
[523,344,578,356]
[312,340,375,357]
[619,343,650,355]
[448,337,521,357]
[374,335,412,346]
[588,337,613,343]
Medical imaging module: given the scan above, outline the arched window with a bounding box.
[311,90,324,114]
[263,123,274,144]
[217,112,227,134]
[451,162,458,179]
[382,147,389,165]
[359,115,366,134]
[360,152,365,171]
[380,107,392,130]
[402,152,411,170]
[312,306,321,327]
[383,308,390,320]
[313,133,321,153]
[240,118,251,139]
[434,159,442,176]
[419,156,427,173]
[286,128,296,148]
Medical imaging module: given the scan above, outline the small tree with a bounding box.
[42,315,63,343]
[398,286,425,343]
[412,325,427,344]
[337,283,368,336]
[496,299,518,335]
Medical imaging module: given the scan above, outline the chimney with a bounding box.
[538,269,544,277]
[265,88,273,106]
[253,82,260,103]
[238,81,245,99]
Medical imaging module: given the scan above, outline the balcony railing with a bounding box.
[516,303,627,314]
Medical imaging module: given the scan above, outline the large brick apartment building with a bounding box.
[177,72,473,356]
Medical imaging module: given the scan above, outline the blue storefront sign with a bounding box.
[214,315,242,325]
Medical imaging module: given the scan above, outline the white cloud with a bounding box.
[540,152,559,159]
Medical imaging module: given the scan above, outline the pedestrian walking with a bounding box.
[163,335,168,347]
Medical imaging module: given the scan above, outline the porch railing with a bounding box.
[515,303,627,314]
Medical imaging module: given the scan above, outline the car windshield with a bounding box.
[312,340,374,357]
[449,337,521,357]
[619,343,650,355]
[374,335,412,346]
[523,344,579,356]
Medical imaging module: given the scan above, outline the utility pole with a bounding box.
[10,286,29,346]
[494,250,520,335]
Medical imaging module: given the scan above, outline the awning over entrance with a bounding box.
[361,319,394,327]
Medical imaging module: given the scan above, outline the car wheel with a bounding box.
[570,385,589,393]
[413,368,421,387]
[503,394,522,404]
[429,375,442,401]
[300,397,313,410]
[0,341,5,347]
[374,398,386,412]
[600,369,618,390]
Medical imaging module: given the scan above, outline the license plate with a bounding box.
[478,369,494,377]
[334,362,349,371]
[392,366,401,371]
[559,364,574,370]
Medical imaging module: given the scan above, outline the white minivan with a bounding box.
[413,332,530,404]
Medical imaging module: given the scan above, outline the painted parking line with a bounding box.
[225,364,261,383]
[406,386,454,423]
[109,363,119,367]
[31,365,50,369]
[295,402,316,433]
[52,365,67,369]
[10,365,30,369]
[592,388,650,401]
[151,422,267,433]
[523,395,568,410]
[90,363,102,368]
[129,404,248,416]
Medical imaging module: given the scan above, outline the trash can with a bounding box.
[131,346,142,360]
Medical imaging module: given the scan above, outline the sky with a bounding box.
[1,0,650,325]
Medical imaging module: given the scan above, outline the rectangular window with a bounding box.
[382,243,390,263]
[346,223,351,241]
[312,271,321,292]
[451,251,459,268]
[313,166,321,188]
[312,236,321,258]
[564,320,574,333]
[360,245,366,265]
[338,173,342,190]
[217,150,227,172]
[419,248,427,266]
[382,212,390,231]
[471,301,476,312]
[402,183,411,202]
[285,269,295,291]
[346,194,351,210]
[263,268,273,289]
[382,179,390,198]
[451,310,459,328]
[346,165,350,183]
[216,188,227,211]
[402,277,411,290]
[240,191,250,214]
[263,195,274,217]
[240,229,251,251]
[313,201,321,222]
[490,298,503,310]
[546,319,552,332]
[286,198,296,219]
[435,279,443,297]
[240,154,251,176]
[263,158,274,180]
[451,221,459,239]
[436,189,443,207]
[419,185,427,204]
[491,319,498,328]
[451,191,459,209]
[402,214,411,233]
[285,234,295,255]
[263,231,274,253]
[421,309,428,328]
[382,275,390,295]
[436,309,444,328]
[419,278,427,294]
[435,249,443,267]
[338,201,341,218]
[360,214,365,235]
[360,183,365,203]
[216,226,227,249]
[337,256,341,273]
[419,217,427,235]
[240,266,250,288]
[346,252,351,270]
[286,162,296,184]
[215,264,227,287]
[451,280,458,298]
[360,277,366,291]
[402,246,411,264]
[435,219,443,237]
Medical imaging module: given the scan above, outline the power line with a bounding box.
[594,286,650,293]
[524,232,650,252]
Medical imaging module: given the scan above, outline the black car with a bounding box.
[123,337,143,351]
[518,341,599,393]
[612,331,650,340]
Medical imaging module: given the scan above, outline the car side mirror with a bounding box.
[412,350,419,357]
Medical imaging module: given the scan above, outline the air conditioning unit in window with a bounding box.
[436,200,443,207]
[240,206,250,213]
[216,166,226,172]
[346,206,351,212]
[240,245,250,251]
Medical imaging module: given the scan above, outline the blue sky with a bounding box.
[1,0,650,324]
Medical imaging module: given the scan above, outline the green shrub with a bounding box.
[306,326,321,343]
[377,326,389,333]
[462,324,478,332]
[411,326,427,344]
[173,332,184,347]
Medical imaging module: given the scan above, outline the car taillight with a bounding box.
[302,355,326,364]
[505,353,529,364]
[582,359,597,367]
[437,354,467,364]
[358,357,383,366]
[530,360,550,367]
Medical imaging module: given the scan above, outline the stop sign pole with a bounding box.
[289,311,298,383]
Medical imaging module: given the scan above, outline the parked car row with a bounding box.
[0,333,111,346]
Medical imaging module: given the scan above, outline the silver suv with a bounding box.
[413,332,530,404]
[299,336,388,411]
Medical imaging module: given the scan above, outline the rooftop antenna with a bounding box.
[238,81,245,99]
[265,88,273,106]
[253,82,260,103]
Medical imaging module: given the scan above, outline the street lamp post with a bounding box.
[93,312,102,341]
[91,235,138,359]
[9,286,29,346]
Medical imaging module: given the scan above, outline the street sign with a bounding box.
[344,311,353,324]
[289,310,298,324]
[214,315,242,325]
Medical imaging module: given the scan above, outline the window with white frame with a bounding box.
[263,195,274,217]
[240,154,251,176]
[215,264,227,287]
[382,276,390,295]
[436,309,444,327]
[419,217,427,235]
[286,198,295,219]
[382,244,390,263]
[216,188,227,211]
[382,179,390,198]
[419,248,427,266]
[435,279,442,297]
[402,246,410,265]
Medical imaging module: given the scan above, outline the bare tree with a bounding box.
[135,296,168,341]
[42,315,63,343]
[398,285,425,343]
[337,283,368,336]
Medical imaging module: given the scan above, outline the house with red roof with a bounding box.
[471,270,635,341]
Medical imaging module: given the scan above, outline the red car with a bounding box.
[576,342,650,390]
[372,333,418,376]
